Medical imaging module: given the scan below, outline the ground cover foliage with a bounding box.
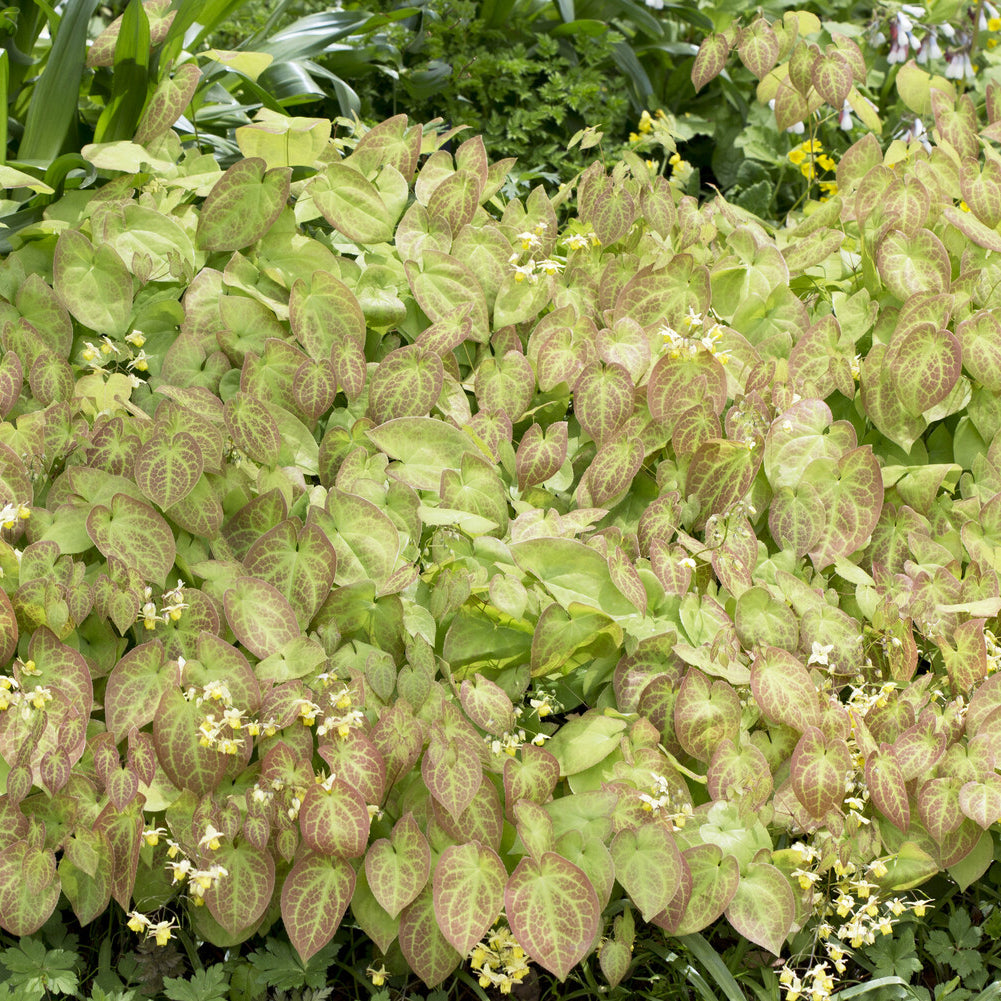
[5,1,1001,1000]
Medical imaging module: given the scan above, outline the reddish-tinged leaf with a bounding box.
[133,431,203,509]
[866,747,910,830]
[432,778,505,851]
[887,322,962,418]
[737,19,779,79]
[399,885,463,988]
[876,228,951,300]
[807,446,883,570]
[956,310,1001,391]
[433,842,507,956]
[790,727,850,818]
[668,844,739,935]
[958,776,1001,829]
[298,781,370,858]
[583,436,644,508]
[369,345,444,423]
[516,421,568,491]
[674,669,742,763]
[365,813,431,919]
[86,493,176,584]
[318,730,387,805]
[474,350,535,422]
[153,688,231,796]
[685,438,760,530]
[282,851,355,963]
[503,745,560,818]
[607,546,646,615]
[707,738,773,809]
[0,841,59,935]
[94,796,144,911]
[750,647,820,734]
[505,852,600,982]
[692,34,729,91]
[938,618,988,695]
[223,576,300,659]
[196,158,290,251]
[574,363,634,447]
[811,50,852,107]
[422,725,483,821]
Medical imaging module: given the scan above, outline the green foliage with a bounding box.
[7,2,1001,998]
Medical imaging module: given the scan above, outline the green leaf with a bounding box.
[309,162,393,244]
[93,0,151,145]
[52,230,133,335]
[196,158,291,251]
[19,0,99,162]
[544,713,627,777]
[163,965,229,1001]
[610,822,684,923]
[724,861,794,956]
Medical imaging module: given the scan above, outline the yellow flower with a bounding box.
[800,161,816,180]
[960,200,971,212]
[817,154,836,172]
[638,109,653,134]
[989,16,1001,30]
[367,965,388,987]
[788,148,807,165]
[127,912,149,934]
[153,921,173,946]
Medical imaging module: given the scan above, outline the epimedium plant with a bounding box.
[4,13,1001,997]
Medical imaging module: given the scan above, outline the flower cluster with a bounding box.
[80,332,150,376]
[780,842,933,1001]
[139,580,189,630]
[659,308,730,365]
[487,726,551,756]
[0,501,29,530]
[787,140,837,199]
[298,681,365,739]
[126,911,178,947]
[183,677,267,754]
[638,771,695,828]
[469,924,531,994]
[0,665,53,720]
[560,229,600,252]
[508,236,564,286]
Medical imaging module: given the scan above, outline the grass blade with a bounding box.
[677,934,748,1001]
[93,0,151,143]
[19,0,99,163]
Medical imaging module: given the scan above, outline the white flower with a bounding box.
[807,642,835,667]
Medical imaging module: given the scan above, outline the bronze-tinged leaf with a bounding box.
[724,861,794,956]
[789,727,850,818]
[365,813,431,919]
[692,34,729,92]
[674,669,741,763]
[750,647,820,734]
[886,321,962,418]
[685,438,761,531]
[433,842,506,957]
[399,885,463,989]
[574,363,634,447]
[196,158,290,252]
[737,18,779,79]
[282,851,355,963]
[865,747,910,830]
[516,422,568,491]
[505,852,600,982]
